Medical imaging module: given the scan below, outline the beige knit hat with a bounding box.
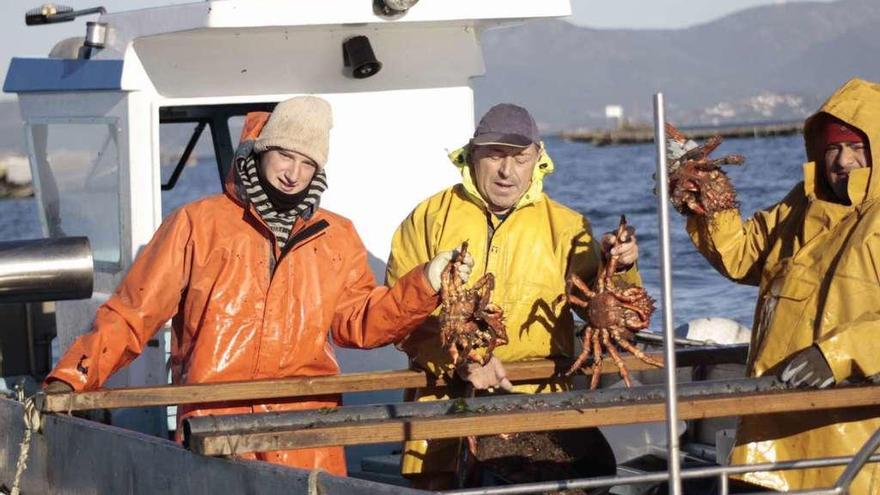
[253,96,333,168]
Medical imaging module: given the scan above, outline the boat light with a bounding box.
[342,36,382,79]
[374,0,418,16]
[84,21,107,50]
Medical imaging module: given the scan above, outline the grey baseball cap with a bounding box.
[471,103,540,148]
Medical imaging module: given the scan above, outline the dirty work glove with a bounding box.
[425,247,474,292]
[44,380,74,394]
[456,356,514,392]
[779,346,835,389]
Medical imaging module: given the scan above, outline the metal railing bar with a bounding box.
[834,426,880,491]
[442,454,880,495]
[719,473,729,495]
[739,490,840,495]
[654,91,682,495]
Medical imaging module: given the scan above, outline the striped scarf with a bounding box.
[236,153,327,249]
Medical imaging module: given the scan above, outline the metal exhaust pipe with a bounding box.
[0,237,94,303]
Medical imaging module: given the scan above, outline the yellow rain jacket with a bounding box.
[687,78,880,493]
[387,144,641,475]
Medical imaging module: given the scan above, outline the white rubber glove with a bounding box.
[456,356,514,392]
[425,247,474,292]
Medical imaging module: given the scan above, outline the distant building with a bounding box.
[605,105,624,129]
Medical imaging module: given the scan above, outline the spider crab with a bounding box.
[439,242,509,366]
[565,216,661,389]
[665,122,745,216]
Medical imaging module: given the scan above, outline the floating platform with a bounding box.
[561,121,804,147]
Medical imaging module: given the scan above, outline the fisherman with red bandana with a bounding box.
[680,78,880,493]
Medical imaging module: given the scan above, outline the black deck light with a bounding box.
[25,4,106,25]
[342,36,382,79]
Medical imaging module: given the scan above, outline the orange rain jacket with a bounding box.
[47,112,440,475]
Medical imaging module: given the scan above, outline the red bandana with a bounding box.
[822,119,864,148]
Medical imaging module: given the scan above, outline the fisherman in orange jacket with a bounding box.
[42,96,466,475]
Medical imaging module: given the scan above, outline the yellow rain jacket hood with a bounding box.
[388,143,641,475]
[687,78,880,493]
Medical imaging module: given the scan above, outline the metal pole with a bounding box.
[834,425,880,491]
[443,454,880,495]
[719,473,729,495]
[653,92,681,495]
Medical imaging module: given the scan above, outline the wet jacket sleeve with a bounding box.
[331,224,439,349]
[686,203,790,286]
[47,209,195,391]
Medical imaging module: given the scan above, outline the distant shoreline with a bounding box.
[560,121,804,147]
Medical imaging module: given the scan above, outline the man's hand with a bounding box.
[425,245,474,292]
[779,346,835,389]
[601,225,639,270]
[44,380,74,394]
[456,356,513,392]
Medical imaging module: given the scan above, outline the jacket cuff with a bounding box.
[398,262,441,313]
[816,334,854,383]
[45,368,90,393]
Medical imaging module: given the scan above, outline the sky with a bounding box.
[0,0,837,98]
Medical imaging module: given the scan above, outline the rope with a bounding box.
[10,396,42,495]
[307,468,324,495]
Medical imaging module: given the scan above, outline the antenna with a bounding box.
[25,4,106,26]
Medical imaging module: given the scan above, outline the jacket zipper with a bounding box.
[254,219,330,379]
[270,219,330,280]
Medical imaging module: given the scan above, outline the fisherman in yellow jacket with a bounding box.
[680,78,880,493]
[386,103,642,489]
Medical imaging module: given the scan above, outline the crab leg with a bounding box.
[590,330,604,390]
[612,332,663,368]
[603,329,632,387]
[565,326,594,376]
[440,257,456,300]
[608,293,650,321]
[568,273,595,299]
[567,293,592,308]
[707,155,746,167]
[624,314,650,330]
[447,343,461,367]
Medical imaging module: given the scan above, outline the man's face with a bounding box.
[823,141,870,201]
[260,149,317,194]
[470,143,540,215]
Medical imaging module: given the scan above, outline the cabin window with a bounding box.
[158,103,276,218]
[26,119,122,269]
[158,122,221,217]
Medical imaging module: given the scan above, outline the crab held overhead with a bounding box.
[439,242,509,367]
[665,122,745,216]
[566,216,660,389]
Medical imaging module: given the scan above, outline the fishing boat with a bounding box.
[2,2,878,494]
